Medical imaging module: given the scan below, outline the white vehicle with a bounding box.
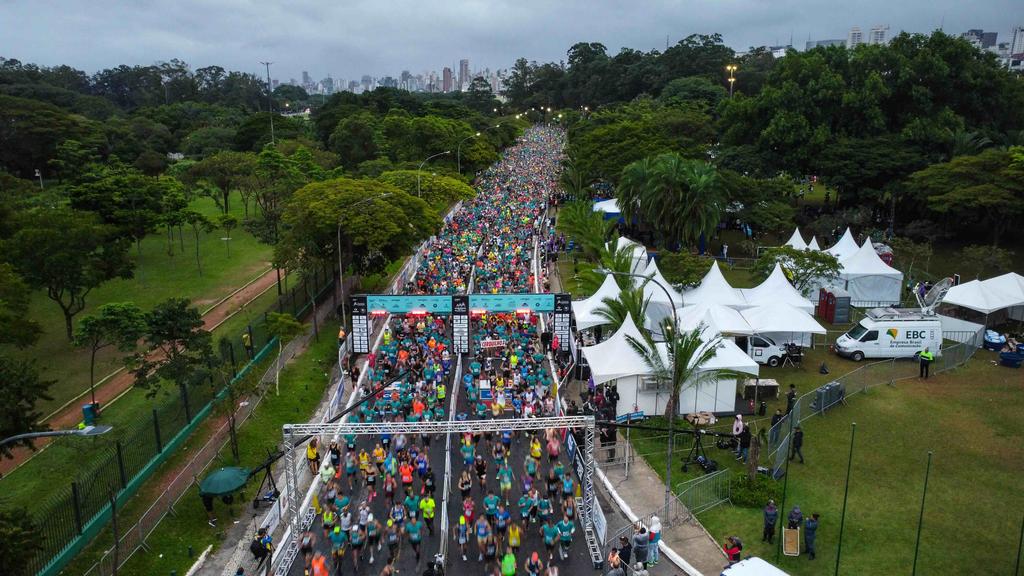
[720,557,792,575]
[735,335,788,367]
[835,308,943,362]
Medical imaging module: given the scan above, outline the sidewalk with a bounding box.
[600,457,727,576]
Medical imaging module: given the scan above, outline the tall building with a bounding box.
[868,25,889,45]
[961,29,998,49]
[847,26,864,48]
[1012,26,1024,55]
[458,59,470,91]
[322,76,334,94]
[442,67,453,92]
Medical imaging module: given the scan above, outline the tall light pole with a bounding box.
[417,150,451,197]
[726,64,738,98]
[260,61,275,144]
[34,168,43,190]
[337,193,392,329]
[0,425,113,450]
[457,132,480,175]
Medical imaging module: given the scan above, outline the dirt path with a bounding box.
[0,267,283,476]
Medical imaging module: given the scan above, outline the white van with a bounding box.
[835,308,943,361]
[735,335,788,367]
[720,557,792,575]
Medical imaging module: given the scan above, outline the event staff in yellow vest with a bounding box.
[919,347,934,379]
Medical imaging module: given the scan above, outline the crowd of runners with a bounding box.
[294,126,577,576]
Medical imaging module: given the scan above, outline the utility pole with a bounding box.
[260,61,275,144]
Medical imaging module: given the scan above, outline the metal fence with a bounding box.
[23,266,337,576]
[677,468,732,515]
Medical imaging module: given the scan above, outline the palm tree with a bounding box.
[576,240,640,294]
[559,157,595,200]
[626,318,739,512]
[556,200,615,261]
[594,286,650,333]
[616,156,654,226]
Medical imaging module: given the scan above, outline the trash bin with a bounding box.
[82,402,100,426]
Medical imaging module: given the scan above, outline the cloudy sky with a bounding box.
[1,0,1020,82]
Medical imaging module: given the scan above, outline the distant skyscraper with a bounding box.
[322,76,334,94]
[443,67,453,92]
[1012,26,1024,55]
[868,25,889,45]
[847,26,864,48]
[961,29,998,49]
[459,59,469,90]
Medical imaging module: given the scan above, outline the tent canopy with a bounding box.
[784,228,807,250]
[826,228,860,262]
[580,314,653,385]
[682,261,745,307]
[739,263,815,313]
[807,237,821,251]
[571,274,622,330]
[654,338,759,375]
[592,198,621,214]
[943,273,1024,314]
[676,303,753,335]
[837,236,903,304]
[200,466,250,496]
[741,303,827,334]
[637,259,684,307]
[609,236,648,274]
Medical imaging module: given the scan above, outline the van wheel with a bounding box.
[851,351,864,362]
[767,356,780,367]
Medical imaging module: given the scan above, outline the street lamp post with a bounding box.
[596,268,681,518]
[457,132,480,175]
[260,61,275,143]
[0,425,113,451]
[417,150,451,197]
[726,64,738,98]
[337,193,393,328]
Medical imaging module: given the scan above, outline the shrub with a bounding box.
[730,473,782,508]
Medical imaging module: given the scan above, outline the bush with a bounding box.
[730,473,782,508]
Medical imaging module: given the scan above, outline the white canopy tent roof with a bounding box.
[837,236,904,304]
[740,303,827,335]
[825,228,860,262]
[739,263,816,313]
[784,228,808,250]
[609,236,648,274]
[637,259,685,332]
[592,198,621,214]
[943,273,1024,314]
[807,237,821,251]
[676,302,754,335]
[654,338,760,375]
[571,274,622,331]
[682,261,745,308]
[580,314,652,385]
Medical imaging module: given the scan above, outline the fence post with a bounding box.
[181,384,192,424]
[229,342,237,377]
[152,409,163,453]
[71,481,84,535]
[116,440,128,489]
[247,324,256,353]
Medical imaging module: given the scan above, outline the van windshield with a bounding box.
[846,324,868,340]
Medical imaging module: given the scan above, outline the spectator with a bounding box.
[787,506,803,529]
[633,525,649,568]
[648,515,662,565]
[634,562,650,576]
[805,513,820,560]
[762,499,778,543]
[790,426,805,464]
[738,425,752,463]
[769,409,783,444]
[786,384,797,414]
[723,536,741,565]
[618,535,632,567]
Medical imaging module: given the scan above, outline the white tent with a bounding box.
[609,236,648,274]
[784,228,808,250]
[592,198,621,214]
[676,302,753,335]
[943,273,1024,314]
[682,261,745,308]
[739,263,816,313]
[654,337,759,414]
[571,274,622,331]
[580,314,652,385]
[637,259,684,332]
[837,237,903,305]
[807,237,821,251]
[825,228,860,262]
[741,302,826,347]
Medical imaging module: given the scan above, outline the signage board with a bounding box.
[469,293,556,313]
[350,296,370,354]
[452,295,470,354]
[366,294,452,314]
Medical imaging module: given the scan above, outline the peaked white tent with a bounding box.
[837,237,903,305]
[825,228,860,262]
[580,314,651,385]
[571,274,622,331]
[652,337,759,414]
[592,198,621,214]
[741,302,827,347]
[610,236,648,274]
[943,273,1024,315]
[739,263,815,313]
[637,259,684,331]
[676,302,753,335]
[682,261,745,308]
[807,237,821,251]
[784,228,808,250]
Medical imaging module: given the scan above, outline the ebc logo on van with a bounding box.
[906,330,927,339]
[886,328,898,339]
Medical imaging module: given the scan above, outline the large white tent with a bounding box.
[571,274,622,331]
[739,263,816,313]
[836,237,903,305]
[807,237,821,251]
[580,314,651,385]
[676,302,753,335]
[741,302,827,347]
[637,258,684,332]
[592,198,621,214]
[943,273,1024,315]
[610,236,649,274]
[825,228,860,262]
[784,228,808,250]
[654,338,759,415]
[682,261,745,307]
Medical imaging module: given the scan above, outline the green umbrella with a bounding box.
[199,466,251,496]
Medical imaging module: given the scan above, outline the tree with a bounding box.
[0,94,100,177]
[0,507,41,573]
[0,355,54,457]
[0,263,41,348]
[659,76,727,106]
[657,252,710,289]
[73,303,146,405]
[69,165,172,254]
[329,113,381,168]
[377,170,475,210]
[266,312,306,396]
[595,287,650,333]
[554,200,615,262]
[129,298,215,398]
[186,150,258,214]
[888,237,933,278]
[465,76,498,113]
[182,208,214,276]
[246,144,306,246]
[5,208,134,339]
[752,246,841,295]
[217,213,239,257]
[956,245,1015,280]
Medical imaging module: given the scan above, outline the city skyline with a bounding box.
[1,0,1021,83]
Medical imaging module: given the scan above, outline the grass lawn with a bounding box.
[556,256,594,298]
[63,321,339,576]
[2,192,272,414]
[630,350,1023,575]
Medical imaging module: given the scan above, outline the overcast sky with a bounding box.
[1,0,1020,82]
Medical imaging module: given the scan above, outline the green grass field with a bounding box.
[2,192,272,414]
[630,351,1023,575]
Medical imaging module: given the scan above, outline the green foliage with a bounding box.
[233,113,306,151]
[181,126,237,158]
[595,287,650,333]
[657,252,710,289]
[753,246,841,295]
[888,237,933,277]
[0,94,102,177]
[70,163,180,247]
[329,112,382,167]
[129,298,215,394]
[0,263,41,348]
[956,245,1015,280]
[184,150,258,214]
[554,200,615,261]
[660,76,727,106]
[74,302,146,393]
[377,170,475,210]
[0,506,40,574]
[729,473,782,508]
[0,355,54,457]
[746,200,796,236]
